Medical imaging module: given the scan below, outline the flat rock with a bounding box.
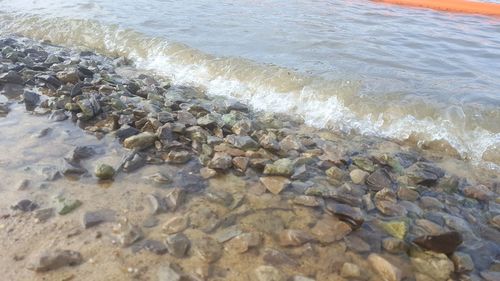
[82,209,116,228]
[27,249,82,272]
[260,176,290,195]
[11,199,38,212]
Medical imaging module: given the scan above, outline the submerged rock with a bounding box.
[366,168,393,191]
[278,229,314,247]
[253,265,286,281]
[368,254,401,281]
[123,132,156,150]
[27,249,82,272]
[406,162,444,186]
[165,233,191,258]
[11,199,38,212]
[413,231,463,254]
[263,158,294,177]
[410,250,454,281]
[82,209,116,228]
[94,163,115,180]
[325,202,364,229]
[260,176,290,195]
[195,237,222,263]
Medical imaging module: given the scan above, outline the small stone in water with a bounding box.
[165,233,191,258]
[82,209,116,228]
[11,199,38,212]
[94,163,115,180]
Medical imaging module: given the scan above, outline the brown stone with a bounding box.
[260,176,290,195]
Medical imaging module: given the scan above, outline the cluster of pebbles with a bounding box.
[0,36,499,281]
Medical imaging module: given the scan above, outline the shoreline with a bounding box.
[0,36,499,280]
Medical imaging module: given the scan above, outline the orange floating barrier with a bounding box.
[374,0,500,16]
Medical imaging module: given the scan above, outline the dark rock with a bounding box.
[165,233,191,258]
[23,91,40,111]
[325,202,364,229]
[116,125,140,142]
[27,249,82,272]
[413,231,463,254]
[366,168,393,191]
[11,199,38,212]
[406,162,445,186]
[82,209,116,228]
[0,71,23,84]
[49,109,68,122]
[131,239,167,255]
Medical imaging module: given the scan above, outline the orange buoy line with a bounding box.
[374,0,500,16]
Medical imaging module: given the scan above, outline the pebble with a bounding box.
[11,199,38,212]
[34,208,54,222]
[350,169,369,184]
[94,163,115,180]
[165,233,191,258]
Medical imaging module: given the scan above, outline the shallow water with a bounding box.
[1,0,500,165]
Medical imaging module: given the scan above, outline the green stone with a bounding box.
[57,198,82,215]
[380,220,409,240]
[94,163,115,180]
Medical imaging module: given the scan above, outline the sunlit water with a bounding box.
[1,0,500,166]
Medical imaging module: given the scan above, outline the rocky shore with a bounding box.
[0,36,499,281]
